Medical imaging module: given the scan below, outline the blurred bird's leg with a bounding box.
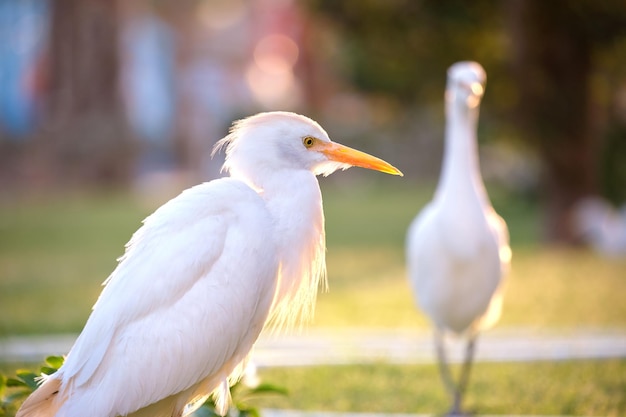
[434,329,459,415]
[452,334,477,416]
[435,329,477,416]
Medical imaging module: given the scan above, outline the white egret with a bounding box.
[17,111,402,417]
[572,196,626,256]
[406,62,511,416]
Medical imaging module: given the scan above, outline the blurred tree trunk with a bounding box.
[33,0,135,186]
[506,0,599,244]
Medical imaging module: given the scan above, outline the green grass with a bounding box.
[316,246,626,329]
[1,182,625,335]
[1,182,625,416]
[254,359,626,416]
[318,181,626,329]
[0,191,152,335]
[1,358,624,416]
[321,179,540,249]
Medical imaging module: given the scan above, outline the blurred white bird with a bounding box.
[406,62,511,416]
[17,111,402,417]
[572,196,626,257]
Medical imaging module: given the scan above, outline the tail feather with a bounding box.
[16,377,64,417]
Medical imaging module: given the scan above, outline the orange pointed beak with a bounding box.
[316,141,403,176]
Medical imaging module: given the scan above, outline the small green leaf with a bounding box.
[45,356,65,370]
[15,371,39,391]
[248,383,288,396]
[0,374,6,397]
[40,367,58,376]
[5,378,27,388]
[238,407,260,417]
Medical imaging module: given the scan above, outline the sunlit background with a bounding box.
[0,1,625,246]
[0,0,625,415]
[1,0,626,238]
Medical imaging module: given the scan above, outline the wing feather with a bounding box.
[54,178,279,417]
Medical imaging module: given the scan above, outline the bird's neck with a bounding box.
[436,99,488,204]
[257,170,327,330]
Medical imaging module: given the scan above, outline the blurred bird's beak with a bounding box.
[460,81,484,97]
[469,82,484,96]
[318,142,403,176]
[460,81,484,108]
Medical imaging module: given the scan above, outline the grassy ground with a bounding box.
[254,359,626,416]
[0,191,151,335]
[1,181,625,415]
[2,181,623,334]
[254,360,626,416]
[3,358,621,416]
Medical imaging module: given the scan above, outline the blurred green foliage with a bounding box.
[308,1,506,105]
[0,356,63,417]
[306,0,626,205]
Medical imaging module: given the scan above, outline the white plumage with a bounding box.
[17,111,402,417]
[406,62,511,416]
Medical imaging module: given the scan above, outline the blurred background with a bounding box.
[0,0,625,246]
[1,1,626,415]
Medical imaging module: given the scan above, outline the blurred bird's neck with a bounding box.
[437,99,488,204]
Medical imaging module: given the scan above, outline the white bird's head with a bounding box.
[446,61,486,109]
[213,111,402,185]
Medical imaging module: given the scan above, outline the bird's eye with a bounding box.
[303,136,316,148]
